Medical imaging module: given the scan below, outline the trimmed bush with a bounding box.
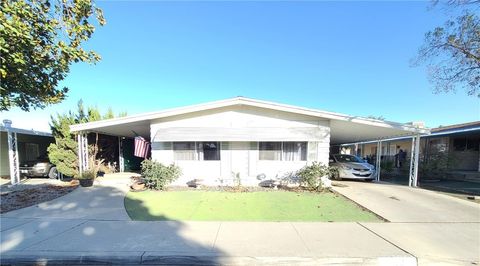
[141,159,181,190]
[296,162,339,191]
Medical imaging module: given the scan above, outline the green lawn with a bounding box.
[125,190,381,222]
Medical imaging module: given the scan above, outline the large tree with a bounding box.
[0,0,106,111]
[415,1,480,97]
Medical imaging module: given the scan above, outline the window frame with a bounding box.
[172,141,221,161]
[258,141,307,161]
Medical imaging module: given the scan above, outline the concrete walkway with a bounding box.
[2,173,133,221]
[333,181,480,265]
[1,175,479,265]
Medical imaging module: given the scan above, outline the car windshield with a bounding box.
[334,155,363,163]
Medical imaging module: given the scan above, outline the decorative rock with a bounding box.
[130,182,145,191]
[320,176,332,188]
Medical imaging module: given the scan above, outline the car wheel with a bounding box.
[48,167,58,179]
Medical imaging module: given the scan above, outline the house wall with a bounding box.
[150,105,330,186]
[447,133,479,171]
[0,132,8,177]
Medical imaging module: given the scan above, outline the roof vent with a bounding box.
[2,119,12,128]
[408,121,425,128]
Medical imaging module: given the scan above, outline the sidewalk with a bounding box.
[1,174,479,265]
[1,218,415,265]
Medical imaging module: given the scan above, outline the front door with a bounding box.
[229,142,250,182]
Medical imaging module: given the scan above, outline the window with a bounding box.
[334,154,363,163]
[466,137,479,151]
[259,142,282,160]
[173,142,196,160]
[283,142,307,161]
[259,142,307,161]
[173,142,220,161]
[453,138,467,151]
[25,143,39,161]
[453,136,480,151]
[429,138,448,153]
[198,142,220,160]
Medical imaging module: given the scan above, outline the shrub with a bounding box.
[233,172,241,188]
[78,169,97,179]
[296,162,338,191]
[419,151,456,179]
[380,160,394,174]
[141,159,181,190]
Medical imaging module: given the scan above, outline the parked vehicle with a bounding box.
[329,154,375,181]
[19,155,58,179]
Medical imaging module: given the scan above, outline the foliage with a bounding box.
[98,163,114,175]
[78,169,97,180]
[141,159,181,190]
[419,151,457,179]
[47,112,79,177]
[48,100,123,177]
[232,172,241,188]
[0,0,106,111]
[380,160,394,174]
[414,1,479,97]
[296,162,339,191]
[367,115,386,121]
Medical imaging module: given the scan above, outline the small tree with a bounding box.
[48,100,125,177]
[48,112,79,177]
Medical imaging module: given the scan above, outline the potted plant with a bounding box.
[78,169,97,187]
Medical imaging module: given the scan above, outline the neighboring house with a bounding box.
[0,120,54,182]
[427,121,479,172]
[342,121,480,180]
[70,97,427,186]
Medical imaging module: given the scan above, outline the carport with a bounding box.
[69,97,429,186]
[1,120,54,185]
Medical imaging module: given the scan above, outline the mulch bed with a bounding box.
[0,181,79,213]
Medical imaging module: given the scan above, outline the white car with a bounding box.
[329,154,375,181]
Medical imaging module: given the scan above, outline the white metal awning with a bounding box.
[153,127,328,142]
[70,97,428,143]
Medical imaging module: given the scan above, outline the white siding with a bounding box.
[150,105,331,186]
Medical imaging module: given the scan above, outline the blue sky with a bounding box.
[3,1,479,132]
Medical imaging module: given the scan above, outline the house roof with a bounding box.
[70,97,429,144]
[431,121,480,134]
[0,125,52,137]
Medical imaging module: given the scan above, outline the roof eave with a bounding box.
[70,97,428,134]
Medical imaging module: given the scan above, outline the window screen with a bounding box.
[259,142,282,160]
[173,142,196,160]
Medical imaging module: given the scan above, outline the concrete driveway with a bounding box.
[332,181,480,265]
[1,173,133,221]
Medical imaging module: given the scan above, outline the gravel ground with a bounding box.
[0,179,78,213]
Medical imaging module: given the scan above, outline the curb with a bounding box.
[0,253,417,265]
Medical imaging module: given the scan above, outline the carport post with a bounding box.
[77,132,89,175]
[375,140,382,182]
[409,134,421,187]
[118,137,124,172]
[7,131,20,185]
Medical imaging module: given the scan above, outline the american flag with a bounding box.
[134,136,150,158]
